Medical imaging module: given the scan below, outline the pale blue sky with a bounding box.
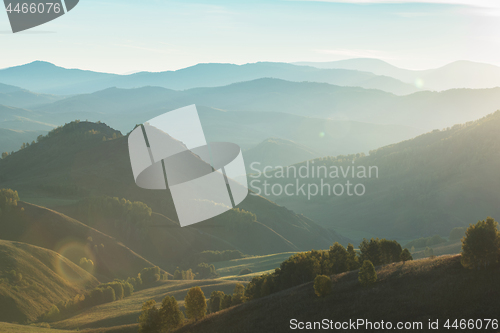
[1,0,499,73]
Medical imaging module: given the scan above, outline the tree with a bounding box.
[313,275,332,297]
[329,242,348,273]
[184,287,206,320]
[346,243,360,270]
[138,300,161,333]
[358,260,377,287]
[160,296,184,331]
[231,283,246,305]
[1,152,8,159]
[208,291,225,313]
[79,257,94,273]
[461,217,500,270]
[239,268,253,275]
[400,248,413,263]
[173,269,182,280]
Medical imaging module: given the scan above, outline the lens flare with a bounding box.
[54,239,96,283]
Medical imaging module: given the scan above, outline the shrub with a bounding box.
[358,260,377,287]
[239,268,253,275]
[195,263,219,279]
[314,275,332,297]
[79,257,94,273]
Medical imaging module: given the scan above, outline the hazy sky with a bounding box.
[1,0,499,73]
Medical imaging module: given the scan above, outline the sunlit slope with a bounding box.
[213,252,296,278]
[0,201,157,280]
[0,240,99,323]
[176,255,500,333]
[51,279,245,330]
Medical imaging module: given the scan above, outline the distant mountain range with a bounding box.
[295,59,500,91]
[0,61,418,95]
[30,79,500,131]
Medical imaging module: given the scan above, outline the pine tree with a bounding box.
[358,260,377,287]
[184,287,206,320]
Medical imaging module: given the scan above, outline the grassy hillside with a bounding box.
[51,279,246,330]
[0,201,159,281]
[257,110,500,240]
[0,240,99,324]
[0,121,346,265]
[0,323,74,333]
[175,255,500,333]
[213,252,296,279]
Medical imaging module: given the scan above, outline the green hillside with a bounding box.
[175,255,500,333]
[255,110,500,240]
[0,323,74,333]
[50,279,245,330]
[0,121,347,265]
[0,240,99,324]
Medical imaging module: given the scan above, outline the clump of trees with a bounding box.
[314,275,332,297]
[138,296,184,333]
[239,268,252,275]
[208,283,246,314]
[358,260,377,287]
[0,188,20,213]
[461,217,500,270]
[173,268,195,280]
[194,263,219,279]
[245,239,410,300]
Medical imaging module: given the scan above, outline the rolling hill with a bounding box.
[252,110,500,241]
[174,255,500,333]
[0,128,47,154]
[297,58,500,91]
[0,240,99,323]
[0,61,416,95]
[243,138,318,171]
[0,121,348,265]
[33,79,500,131]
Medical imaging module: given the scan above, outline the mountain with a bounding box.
[0,105,56,131]
[0,83,63,109]
[174,255,500,333]
[0,61,117,95]
[296,59,500,91]
[251,110,500,241]
[34,79,500,131]
[0,61,417,95]
[0,128,47,153]
[0,239,99,323]
[243,138,318,170]
[0,121,348,264]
